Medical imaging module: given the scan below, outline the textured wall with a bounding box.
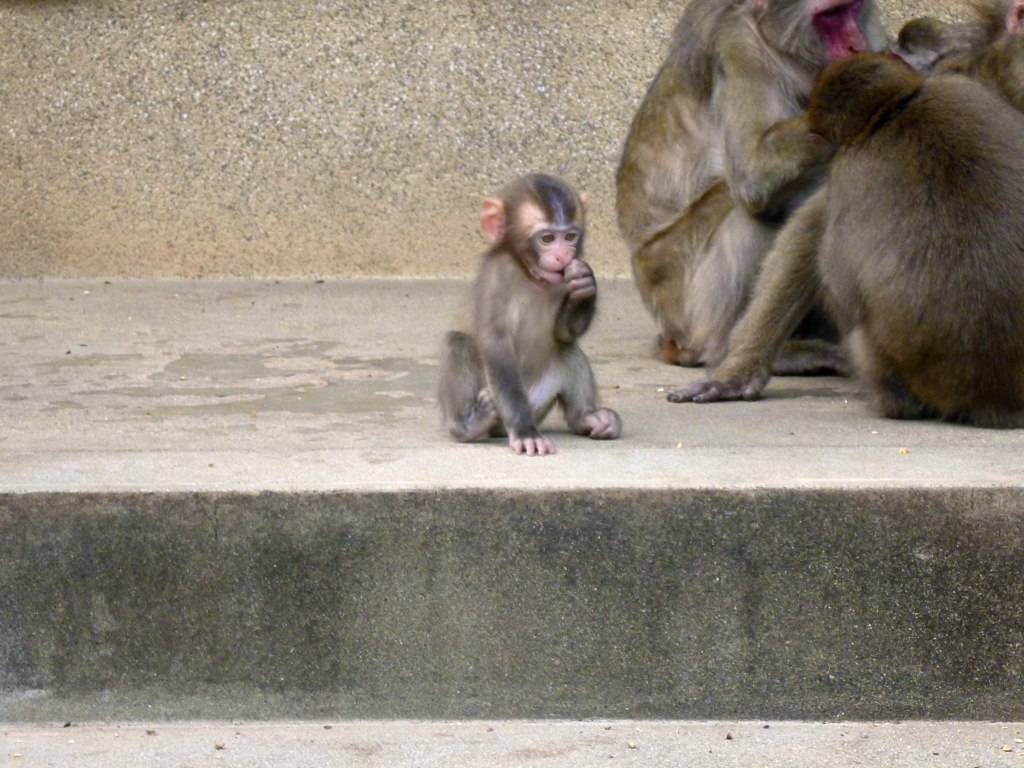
[0,0,966,278]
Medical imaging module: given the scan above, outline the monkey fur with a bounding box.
[895,0,1024,112]
[438,174,621,455]
[670,54,1024,428]
[616,0,886,371]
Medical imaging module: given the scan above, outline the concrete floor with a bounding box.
[2,278,1023,493]
[3,279,1024,762]
[4,720,1024,768]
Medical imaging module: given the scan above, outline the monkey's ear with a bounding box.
[578,192,590,217]
[480,198,506,243]
[1008,0,1024,33]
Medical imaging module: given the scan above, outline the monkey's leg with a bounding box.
[770,281,847,375]
[631,235,700,366]
[772,339,849,376]
[556,346,622,440]
[845,327,936,422]
[438,331,500,441]
[630,182,734,366]
[683,205,777,368]
[669,189,828,403]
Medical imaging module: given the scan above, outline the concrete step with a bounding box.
[2,279,1023,723]
[5,720,1024,768]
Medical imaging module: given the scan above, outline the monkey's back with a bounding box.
[822,74,1024,420]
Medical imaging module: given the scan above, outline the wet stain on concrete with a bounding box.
[57,352,434,418]
[37,352,146,371]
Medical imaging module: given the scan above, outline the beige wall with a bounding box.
[0,0,966,279]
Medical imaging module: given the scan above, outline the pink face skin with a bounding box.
[479,195,587,285]
[1007,0,1024,33]
[812,0,871,60]
[529,227,581,284]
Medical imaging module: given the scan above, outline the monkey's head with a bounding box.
[480,174,588,285]
[893,17,959,72]
[980,0,1024,39]
[807,53,924,147]
[756,0,883,65]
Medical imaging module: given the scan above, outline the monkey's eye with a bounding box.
[564,231,579,243]
[539,232,556,245]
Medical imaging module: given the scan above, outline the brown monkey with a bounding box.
[616,0,886,371]
[894,1,1024,111]
[671,54,1024,427]
[946,0,1024,111]
[438,174,622,455]
[892,16,976,73]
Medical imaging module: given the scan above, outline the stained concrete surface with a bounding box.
[2,279,1024,724]
[4,721,1024,768]
[3,278,1024,492]
[2,0,1019,752]
[4,486,1024,721]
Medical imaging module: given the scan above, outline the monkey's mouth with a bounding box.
[813,0,870,59]
[530,265,565,284]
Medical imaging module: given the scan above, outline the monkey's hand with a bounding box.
[508,429,557,456]
[666,370,769,403]
[563,258,596,303]
[808,131,835,162]
[576,408,622,440]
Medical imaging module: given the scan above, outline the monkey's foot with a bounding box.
[576,408,622,439]
[658,336,702,367]
[508,430,557,456]
[457,389,500,442]
[667,372,768,403]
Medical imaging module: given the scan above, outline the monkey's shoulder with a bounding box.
[474,250,532,291]
[720,9,810,66]
[668,0,736,60]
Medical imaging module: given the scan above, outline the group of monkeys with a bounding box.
[439,0,1024,455]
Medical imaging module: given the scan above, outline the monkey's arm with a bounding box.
[718,39,832,216]
[479,330,536,429]
[554,259,597,343]
[669,189,828,403]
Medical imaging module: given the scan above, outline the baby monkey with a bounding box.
[893,0,1024,112]
[438,174,621,456]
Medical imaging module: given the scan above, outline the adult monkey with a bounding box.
[670,54,1024,427]
[616,0,886,370]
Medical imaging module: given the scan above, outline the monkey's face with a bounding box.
[810,0,874,61]
[770,0,872,63]
[755,0,882,72]
[528,225,582,284]
[515,199,584,284]
[892,18,951,72]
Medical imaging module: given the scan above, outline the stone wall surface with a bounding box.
[0,0,967,278]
